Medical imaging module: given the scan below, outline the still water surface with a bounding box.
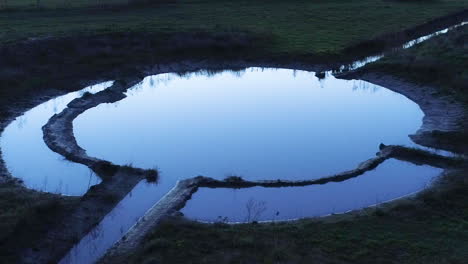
[182,159,440,222]
[75,68,424,179]
[0,82,113,195]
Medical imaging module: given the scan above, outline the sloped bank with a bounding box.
[338,71,468,154]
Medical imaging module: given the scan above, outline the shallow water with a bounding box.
[59,180,162,264]
[0,82,113,195]
[182,159,441,222]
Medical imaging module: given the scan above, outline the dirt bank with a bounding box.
[339,72,468,153]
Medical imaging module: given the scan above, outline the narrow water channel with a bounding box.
[0,82,113,195]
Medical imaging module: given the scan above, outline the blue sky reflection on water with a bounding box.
[182,159,441,222]
[72,67,437,221]
[75,68,423,181]
[0,82,113,195]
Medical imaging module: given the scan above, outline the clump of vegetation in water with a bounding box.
[315,71,326,79]
[92,161,119,177]
[145,168,159,183]
[224,175,244,183]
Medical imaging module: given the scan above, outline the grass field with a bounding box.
[1,0,468,55]
[367,24,468,103]
[0,182,78,262]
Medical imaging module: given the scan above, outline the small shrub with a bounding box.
[225,175,244,183]
[145,168,159,183]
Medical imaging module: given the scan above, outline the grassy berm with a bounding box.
[0,181,78,263]
[365,24,468,151]
[367,25,468,103]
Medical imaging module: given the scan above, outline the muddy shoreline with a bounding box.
[340,71,468,153]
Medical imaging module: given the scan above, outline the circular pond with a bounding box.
[72,67,441,221]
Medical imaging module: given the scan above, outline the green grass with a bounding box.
[367,24,468,103]
[1,0,467,55]
[0,0,130,9]
[125,170,468,264]
[0,182,78,263]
